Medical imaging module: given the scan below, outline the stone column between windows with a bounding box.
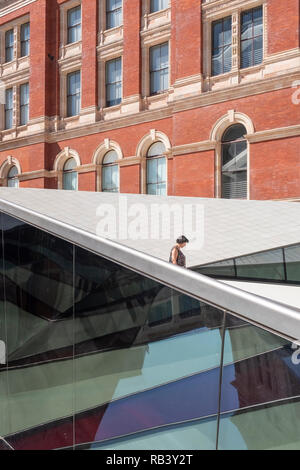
[231,10,240,80]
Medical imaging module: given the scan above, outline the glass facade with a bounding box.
[195,243,300,285]
[0,212,299,450]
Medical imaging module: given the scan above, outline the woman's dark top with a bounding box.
[169,245,186,268]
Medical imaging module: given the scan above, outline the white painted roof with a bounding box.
[0,188,300,267]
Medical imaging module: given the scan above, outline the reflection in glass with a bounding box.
[219,313,300,450]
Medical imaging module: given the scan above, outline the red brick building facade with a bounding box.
[0,0,299,200]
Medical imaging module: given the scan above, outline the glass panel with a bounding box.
[147,158,157,184]
[222,171,247,199]
[195,259,236,277]
[254,35,263,65]
[103,150,118,165]
[0,213,74,450]
[20,23,30,57]
[235,248,285,280]
[147,142,166,157]
[20,83,29,125]
[212,50,222,76]
[219,313,300,450]
[241,38,253,69]
[212,20,223,50]
[67,6,81,43]
[106,0,122,29]
[5,89,13,130]
[5,30,14,62]
[285,245,300,282]
[67,71,81,116]
[222,124,246,142]
[241,11,253,40]
[106,58,122,107]
[74,245,224,449]
[63,171,78,191]
[150,0,168,13]
[223,17,232,45]
[223,45,232,73]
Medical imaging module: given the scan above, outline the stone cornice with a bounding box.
[246,125,300,143]
[0,70,298,151]
[0,0,36,17]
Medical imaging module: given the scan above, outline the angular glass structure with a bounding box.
[195,243,300,285]
[0,208,299,450]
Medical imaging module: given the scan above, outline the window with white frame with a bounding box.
[106,0,122,30]
[149,43,169,95]
[150,0,169,13]
[67,5,82,44]
[5,29,14,63]
[63,158,78,190]
[5,88,13,130]
[212,17,232,76]
[20,83,29,126]
[67,70,81,117]
[241,6,263,69]
[146,142,167,196]
[7,166,19,188]
[102,150,119,192]
[20,22,30,57]
[105,57,122,107]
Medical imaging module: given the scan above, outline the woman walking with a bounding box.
[169,235,189,268]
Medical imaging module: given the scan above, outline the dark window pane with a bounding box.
[194,259,236,278]
[0,213,74,450]
[235,248,285,280]
[284,245,300,282]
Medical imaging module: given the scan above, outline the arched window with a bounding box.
[7,165,19,188]
[146,142,167,195]
[102,150,119,192]
[63,158,78,190]
[221,124,247,199]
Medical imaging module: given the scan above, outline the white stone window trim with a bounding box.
[92,138,123,192]
[60,0,82,46]
[0,156,21,187]
[142,0,171,32]
[0,79,30,132]
[98,0,123,47]
[0,14,30,66]
[141,30,171,99]
[59,61,82,120]
[203,0,267,84]
[97,44,123,112]
[53,147,81,190]
[136,129,171,194]
[210,110,255,200]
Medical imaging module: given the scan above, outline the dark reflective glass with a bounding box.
[74,246,224,449]
[219,313,300,449]
[235,248,285,281]
[0,213,74,450]
[194,259,236,278]
[284,244,300,282]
